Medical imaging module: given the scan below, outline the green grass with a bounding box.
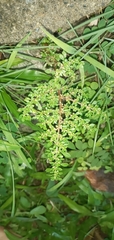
[0,1,114,239]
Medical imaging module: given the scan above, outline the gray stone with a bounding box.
[0,0,111,44]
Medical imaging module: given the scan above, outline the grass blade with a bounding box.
[6,32,31,69]
[58,194,92,215]
[0,119,31,170]
[40,25,76,54]
[79,52,114,78]
[1,89,19,118]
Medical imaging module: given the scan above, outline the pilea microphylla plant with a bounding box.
[19,53,113,180]
[20,7,114,180]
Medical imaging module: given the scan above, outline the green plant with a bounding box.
[19,47,114,179]
[0,1,114,239]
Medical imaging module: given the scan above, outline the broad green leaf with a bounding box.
[88,139,94,148]
[82,142,88,150]
[58,194,92,215]
[36,215,48,223]
[70,150,82,158]
[30,206,46,217]
[20,196,31,208]
[10,154,28,177]
[0,140,19,151]
[76,140,83,150]
[67,141,76,150]
[69,150,77,158]
[5,230,26,240]
[0,119,31,170]
[0,196,13,209]
[1,89,19,118]
[1,69,51,83]
[40,25,76,54]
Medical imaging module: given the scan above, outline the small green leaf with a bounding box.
[20,196,31,208]
[30,205,46,217]
[90,82,99,90]
[0,59,8,66]
[61,162,69,167]
[70,150,83,158]
[69,150,77,158]
[109,43,114,54]
[101,40,109,49]
[88,139,94,148]
[67,141,76,150]
[98,19,106,29]
[76,140,82,150]
[83,27,91,40]
[62,151,71,158]
[84,62,95,74]
[91,158,101,168]
[87,155,94,163]
[36,215,48,223]
[82,143,88,150]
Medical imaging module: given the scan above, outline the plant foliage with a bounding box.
[0,1,114,239]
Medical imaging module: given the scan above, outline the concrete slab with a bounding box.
[0,0,111,44]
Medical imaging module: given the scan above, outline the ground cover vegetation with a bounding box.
[0,1,114,239]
